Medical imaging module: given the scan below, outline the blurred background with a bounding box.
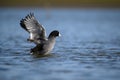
[0,0,120,8]
[0,0,120,80]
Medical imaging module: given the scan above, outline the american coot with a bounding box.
[20,13,61,55]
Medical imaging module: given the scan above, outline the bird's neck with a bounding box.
[48,37,56,51]
[48,37,56,42]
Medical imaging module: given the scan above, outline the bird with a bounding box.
[20,13,61,55]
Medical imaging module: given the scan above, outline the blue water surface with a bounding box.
[0,8,120,80]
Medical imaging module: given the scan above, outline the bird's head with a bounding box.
[49,30,61,38]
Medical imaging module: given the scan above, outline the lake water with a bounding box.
[0,8,120,80]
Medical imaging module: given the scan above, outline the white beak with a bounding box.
[59,33,61,37]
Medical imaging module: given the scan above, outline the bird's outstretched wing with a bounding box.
[20,13,47,44]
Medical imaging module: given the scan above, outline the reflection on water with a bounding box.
[0,8,120,80]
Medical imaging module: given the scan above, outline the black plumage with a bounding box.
[20,13,61,55]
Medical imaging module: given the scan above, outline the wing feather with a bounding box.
[20,13,47,44]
